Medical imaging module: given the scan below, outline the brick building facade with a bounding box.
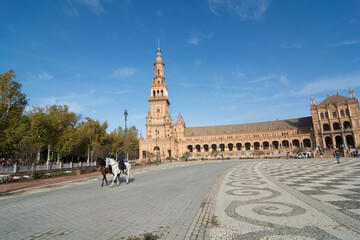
[139,48,360,162]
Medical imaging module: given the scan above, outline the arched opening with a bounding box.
[142,151,147,159]
[323,124,330,131]
[236,143,242,151]
[272,141,279,149]
[211,144,217,152]
[303,139,311,148]
[154,146,160,151]
[187,145,193,153]
[345,109,350,117]
[161,90,164,96]
[335,136,343,148]
[325,137,333,148]
[203,144,209,152]
[263,141,269,150]
[292,139,300,148]
[228,143,233,151]
[245,142,251,150]
[254,142,260,150]
[158,69,160,75]
[333,122,340,130]
[346,135,355,148]
[195,145,201,152]
[343,121,351,129]
[220,144,225,152]
[153,90,156,96]
[282,140,289,149]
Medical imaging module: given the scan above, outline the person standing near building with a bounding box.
[335,152,340,164]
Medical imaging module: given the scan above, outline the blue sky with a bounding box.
[1,0,360,135]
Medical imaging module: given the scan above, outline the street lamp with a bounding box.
[124,109,128,162]
[156,129,159,165]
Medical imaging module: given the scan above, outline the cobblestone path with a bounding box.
[0,161,239,240]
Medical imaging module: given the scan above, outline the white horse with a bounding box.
[119,159,132,184]
[106,157,120,187]
[105,157,132,187]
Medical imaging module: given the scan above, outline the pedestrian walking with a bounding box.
[335,152,340,164]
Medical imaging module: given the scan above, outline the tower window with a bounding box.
[158,69,160,75]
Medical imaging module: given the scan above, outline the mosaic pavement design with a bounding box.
[211,159,360,239]
[264,159,360,221]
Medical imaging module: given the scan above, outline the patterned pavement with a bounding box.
[264,158,360,221]
[211,158,360,239]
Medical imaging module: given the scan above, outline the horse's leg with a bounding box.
[111,172,117,187]
[126,164,131,184]
[104,174,109,185]
[101,175,105,187]
[117,173,120,186]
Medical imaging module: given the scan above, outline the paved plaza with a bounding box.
[0,158,359,239]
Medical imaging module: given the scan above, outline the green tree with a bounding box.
[77,117,108,162]
[0,70,28,159]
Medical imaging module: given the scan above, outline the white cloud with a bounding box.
[290,72,360,97]
[232,70,245,78]
[76,0,104,14]
[208,0,270,20]
[279,74,288,86]
[41,91,111,113]
[187,31,214,46]
[187,35,200,46]
[37,71,54,81]
[180,83,193,88]
[194,60,202,66]
[63,6,79,16]
[250,74,277,83]
[213,74,225,91]
[330,40,360,47]
[109,67,136,79]
[250,74,288,85]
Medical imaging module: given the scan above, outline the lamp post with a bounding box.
[124,109,128,161]
[156,129,159,165]
[339,123,347,156]
[169,136,172,163]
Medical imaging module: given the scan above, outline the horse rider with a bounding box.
[117,150,126,173]
[106,151,115,159]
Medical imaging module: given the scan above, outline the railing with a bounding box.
[0,162,97,174]
[0,159,140,174]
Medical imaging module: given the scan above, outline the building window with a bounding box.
[332,111,337,118]
[346,109,350,117]
[320,113,324,119]
[340,110,345,117]
[325,112,329,119]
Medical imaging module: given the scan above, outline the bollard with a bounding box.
[13,163,18,173]
[60,162,63,169]
[70,162,73,169]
